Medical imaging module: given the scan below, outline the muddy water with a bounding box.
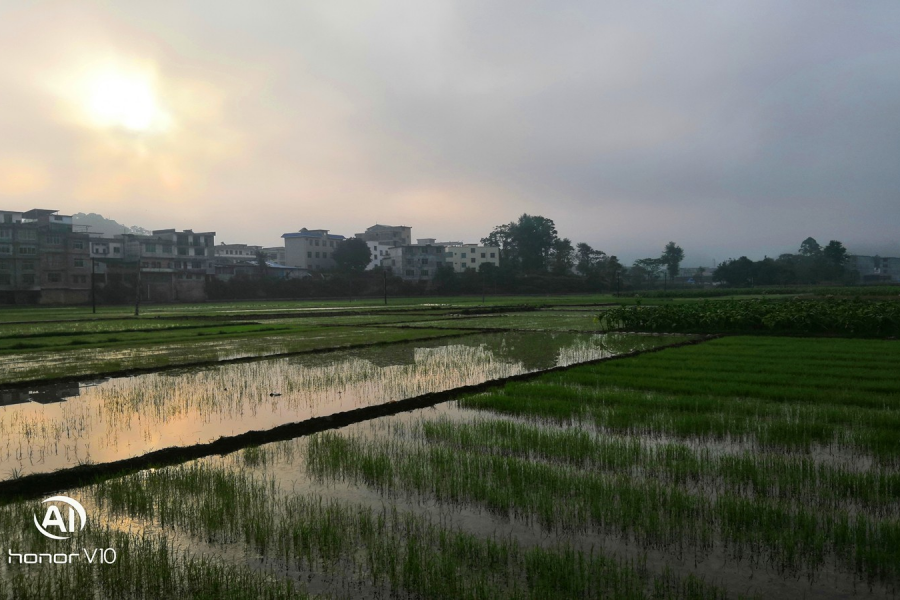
[0,332,674,479]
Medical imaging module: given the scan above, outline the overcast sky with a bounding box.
[1,1,898,265]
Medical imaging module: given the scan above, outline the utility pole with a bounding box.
[383,269,387,305]
[91,257,96,314]
[134,259,141,317]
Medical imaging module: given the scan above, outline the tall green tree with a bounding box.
[550,238,574,275]
[482,214,559,273]
[333,238,371,272]
[822,240,848,266]
[660,242,685,280]
[633,258,664,287]
[799,237,822,257]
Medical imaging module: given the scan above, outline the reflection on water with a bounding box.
[0,332,676,478]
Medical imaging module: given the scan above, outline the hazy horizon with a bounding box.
[2,1,898,266]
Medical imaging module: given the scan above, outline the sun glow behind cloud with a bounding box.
[83,68,170,132]
[51,59,172,134]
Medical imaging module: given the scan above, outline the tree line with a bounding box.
[712,237,853,287]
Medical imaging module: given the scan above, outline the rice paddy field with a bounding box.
[1,296,898,599]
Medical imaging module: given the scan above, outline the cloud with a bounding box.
[0,0,898,260]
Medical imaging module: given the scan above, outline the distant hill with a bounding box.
[72,213,152,237]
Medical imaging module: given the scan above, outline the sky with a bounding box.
[0,1,898,266]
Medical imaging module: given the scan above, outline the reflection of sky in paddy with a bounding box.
[0,332,675,479]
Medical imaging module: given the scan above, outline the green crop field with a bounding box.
[2,295,898,598]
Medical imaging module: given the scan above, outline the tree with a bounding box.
[712,256,755,286]
[575,243,606,277]
[516,214,558,272]
[549,238,574,275]
[633,258,664,287]
[333,238,371,272]
[822,240,848,266]
[799,237,822,257]
[482,214,559,274]
[481,223,515,267]
[660,242,684,280]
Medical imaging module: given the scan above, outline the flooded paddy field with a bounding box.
[0,325,471,385]
[0,331,674,479]
[2,334,898,598]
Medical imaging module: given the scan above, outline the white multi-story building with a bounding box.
[381,239,447,281]
[215,243,263,263]
[363,240,394,270]
[440,242,500,273]
[851,255,900,282]
[282,228,346,271]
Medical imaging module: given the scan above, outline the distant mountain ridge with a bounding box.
[72,213,152,237]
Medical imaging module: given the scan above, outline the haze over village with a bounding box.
[1,2,899,270]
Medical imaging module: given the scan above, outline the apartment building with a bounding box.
[215,243,263,263]
[282,228,346,271]
[355,224,411,248]
[441,242,500,273]
[363,240,394,270]
[0,208,91,304]
[263,246,286,265]
[108,229,216,302]
[381,239,447,281]
[851,255,900,282]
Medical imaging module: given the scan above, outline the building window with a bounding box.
[47,272,62,283]
[73,275,87,284]
[314,240,319,246]
[307,251,312,258]
[74,259,85,268]
[19,229,36,240]
[421,269,428,276]
[471,258,476,263]
[490,252,496,258]
[315,252,320,258]
[46,235,61,244]
[164,245,172,253]
[178,248,188,255]
[192,260,202,269]
[22,261,34,271]
[0,229,11,240]
[22,274,35,285]
[0,245,10,254]
[481,253,486,258]
[405,269,414,276]
[114,247,121,254]
[19,246,35,255]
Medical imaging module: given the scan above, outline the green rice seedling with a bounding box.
[88,461,730,599]
[305,429,900,585]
